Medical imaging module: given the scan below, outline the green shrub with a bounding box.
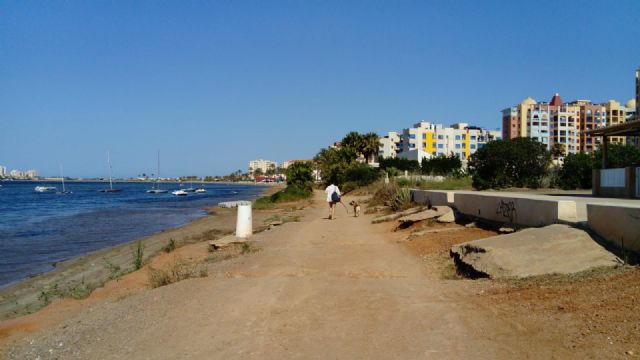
[133,241,144,270]
[286,163,314,192]
[421,154,462,176]
[342,164,380,187]
[556,153,594,189]
[468,138,551,189]
[379,156,420,173]
[593,144,640,169]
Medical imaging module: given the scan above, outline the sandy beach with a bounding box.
[1,190,638,359]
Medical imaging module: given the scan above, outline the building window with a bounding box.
[422,134,426,139]
[437,144,444,149]
[422,142,427,148]
[455,135,461,140]
[410,134,416,139]
[410,143,415,148]
[455,144,461,149]
[470,144,476,149]
[432,133,436,139]
[470,136,476,140]
[438,135,444,140]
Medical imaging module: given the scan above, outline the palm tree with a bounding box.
[361,132,380,164]
[341,131,363,155]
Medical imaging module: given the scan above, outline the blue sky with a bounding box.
[1,0,639,177]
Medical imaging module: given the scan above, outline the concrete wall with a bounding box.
[412,190,454,207]
[587,204,640,254]
[453,193,577,227]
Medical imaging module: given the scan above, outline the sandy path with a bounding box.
[4,191,572,359]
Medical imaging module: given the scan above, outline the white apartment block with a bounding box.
[25,169,38,179]
[9,170,24,178]
[399,121,501,161]
[248,159,278,174]
[0,166,6,177]
[378,131,402,159]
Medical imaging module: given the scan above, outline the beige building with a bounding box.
[604,99,627,145]
[378,131,401,159]
[248,159,277,174]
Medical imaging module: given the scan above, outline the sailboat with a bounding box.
[147,150,168,194]
[182,180,196,192]
[98,151,123,193]
[57,165,72,195]
[195,177,206,193]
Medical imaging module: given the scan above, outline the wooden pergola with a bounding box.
[586,119,640,168]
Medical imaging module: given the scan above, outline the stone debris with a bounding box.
[208,235,248,251]
[371,206,426,224]
[498,227,515,234]
[450,224,621,279]
[405,227,465,241]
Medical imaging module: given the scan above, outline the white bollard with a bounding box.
[235,201,253,238]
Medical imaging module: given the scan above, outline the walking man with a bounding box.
[324,183,341,220]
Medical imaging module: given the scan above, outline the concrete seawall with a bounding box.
[412,190,578,227]
[412,190,453,207]
[587,204,640,254]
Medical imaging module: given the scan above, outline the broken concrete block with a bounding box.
[436,210,456,223]
[372,206,425,224]
[398,206,452,224]
[450,224,621,279]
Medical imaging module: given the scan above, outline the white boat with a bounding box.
[172,190,188,196]
[35,186,57,193]
[194,178,206,193]
[57,165,72,195]
[147,150,168,194]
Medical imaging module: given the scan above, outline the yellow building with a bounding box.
[604,100,627,145]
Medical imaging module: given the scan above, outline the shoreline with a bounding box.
[0,184,283,320]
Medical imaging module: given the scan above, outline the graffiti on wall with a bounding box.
[496,200,517,223]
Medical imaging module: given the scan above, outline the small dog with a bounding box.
[349,200,361,217]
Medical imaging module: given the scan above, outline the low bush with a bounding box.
[254,185,311,209]
[397,176,472,190]
[164,238,177,253]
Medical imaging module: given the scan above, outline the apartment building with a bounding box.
[248,159,278,174]
[399,121,501,161]
[501,94,626,156]
[0,166,6,177]
[378,132,402,159]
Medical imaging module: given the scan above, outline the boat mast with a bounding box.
[107,151,114,190]
[60,164,66,192]
[156,150,161,190]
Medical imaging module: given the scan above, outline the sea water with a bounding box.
[0,181,265,287]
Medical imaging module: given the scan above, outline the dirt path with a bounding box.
[4,191,579,359]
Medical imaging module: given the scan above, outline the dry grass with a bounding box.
[147,257,208,289]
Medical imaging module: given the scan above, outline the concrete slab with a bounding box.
[450,224,621,279]
[453,192,577,227]
[398,206,451,224]
[587,204,640,254]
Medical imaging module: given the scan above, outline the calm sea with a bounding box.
[0,181,265,287]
